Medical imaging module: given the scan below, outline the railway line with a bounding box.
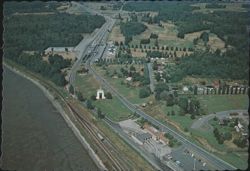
[49,82,132,171]
[66,102,131,171]
[11,62,133,171]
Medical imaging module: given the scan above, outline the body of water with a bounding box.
[1,66,98,171]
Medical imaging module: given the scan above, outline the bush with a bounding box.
[171,110,175,115]
[86,100,94,109]
[140,38,150,44]
[139,87,151,98]
[106,92,113,99]
[76,91,85,101]
[190,115,196,120]
[224,132,232,141]
[91,95,96,101]
[184,127,188,132]
[69,84,74,94]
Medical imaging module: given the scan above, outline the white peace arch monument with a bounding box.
[96,87,105,100]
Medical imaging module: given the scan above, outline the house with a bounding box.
[234,126,240,132]
[219,118,229,125]
[126,77,132,81]
[238,122,244,130]
[182,86,189,92]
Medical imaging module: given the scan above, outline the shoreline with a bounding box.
[3,62,107,171]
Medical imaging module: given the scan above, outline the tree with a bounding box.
[194,85,198,95]
[130,65,136,72]
[106,92,113,99]
[171,110,175,115]
[154,39,159,47]
[91,95,96,101]
[76,91,85,101]
[213,116,218,121]
[200,32,209,43]
[166,94,175,106]
[178,97,188,113]
[224,132,232,141]
[160,90,168,100]
[177,32,184,39]
[213,128,219,137]
[69,84,74,94]
[155,72,161,82]
[184,127,188,132]
[139,87,151,98]
[97,108,105,119]
[190,114,195,120]
[153,61,158,70]
[86,100,94,109]
[100,6,106,10]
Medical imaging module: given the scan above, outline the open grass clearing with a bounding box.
[75,73,100,98]
[108,25,125,43]
[75,72,132,121]
[94,96,132,122]
[197,95,249,114]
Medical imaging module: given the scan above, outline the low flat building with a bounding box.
[135,133,152,144]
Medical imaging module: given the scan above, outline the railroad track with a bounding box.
[9,64,132,171]
[66,102,131,171]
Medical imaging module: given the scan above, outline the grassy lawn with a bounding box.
[94,96,132,122]
[75,72,131,121]
[215,152,248,170]
[94,65,153,104]
[197,95,249,114]
[75,73,100,98]
[160,104,195,130]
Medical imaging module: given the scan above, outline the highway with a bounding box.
[68,2,115,87]
[70,2,237,171]
[84,20,237,171]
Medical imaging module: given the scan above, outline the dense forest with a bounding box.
[18,53,71,86]
[4,2,105,86]
[4,1,61,15]
[120,21,147,44]
[167,50,249,82]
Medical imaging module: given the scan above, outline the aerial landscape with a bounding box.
[1,1,249,171]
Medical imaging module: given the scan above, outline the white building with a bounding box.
[96,88,105,99]
[183,86,189,92]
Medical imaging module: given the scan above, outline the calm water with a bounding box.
[1,67,98,171]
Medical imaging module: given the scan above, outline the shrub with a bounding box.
[139,87,151,98]
[106,92,113,99]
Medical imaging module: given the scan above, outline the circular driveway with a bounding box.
[191,109,248,131]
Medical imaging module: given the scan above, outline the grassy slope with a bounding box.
[75,73,131,121]
[94,65,153,104]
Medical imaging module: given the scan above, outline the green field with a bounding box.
[197,95,249,114]
[94,96,132,121]
[94,65,153,104]
[160,104,194,130]
[75,72,131,121]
